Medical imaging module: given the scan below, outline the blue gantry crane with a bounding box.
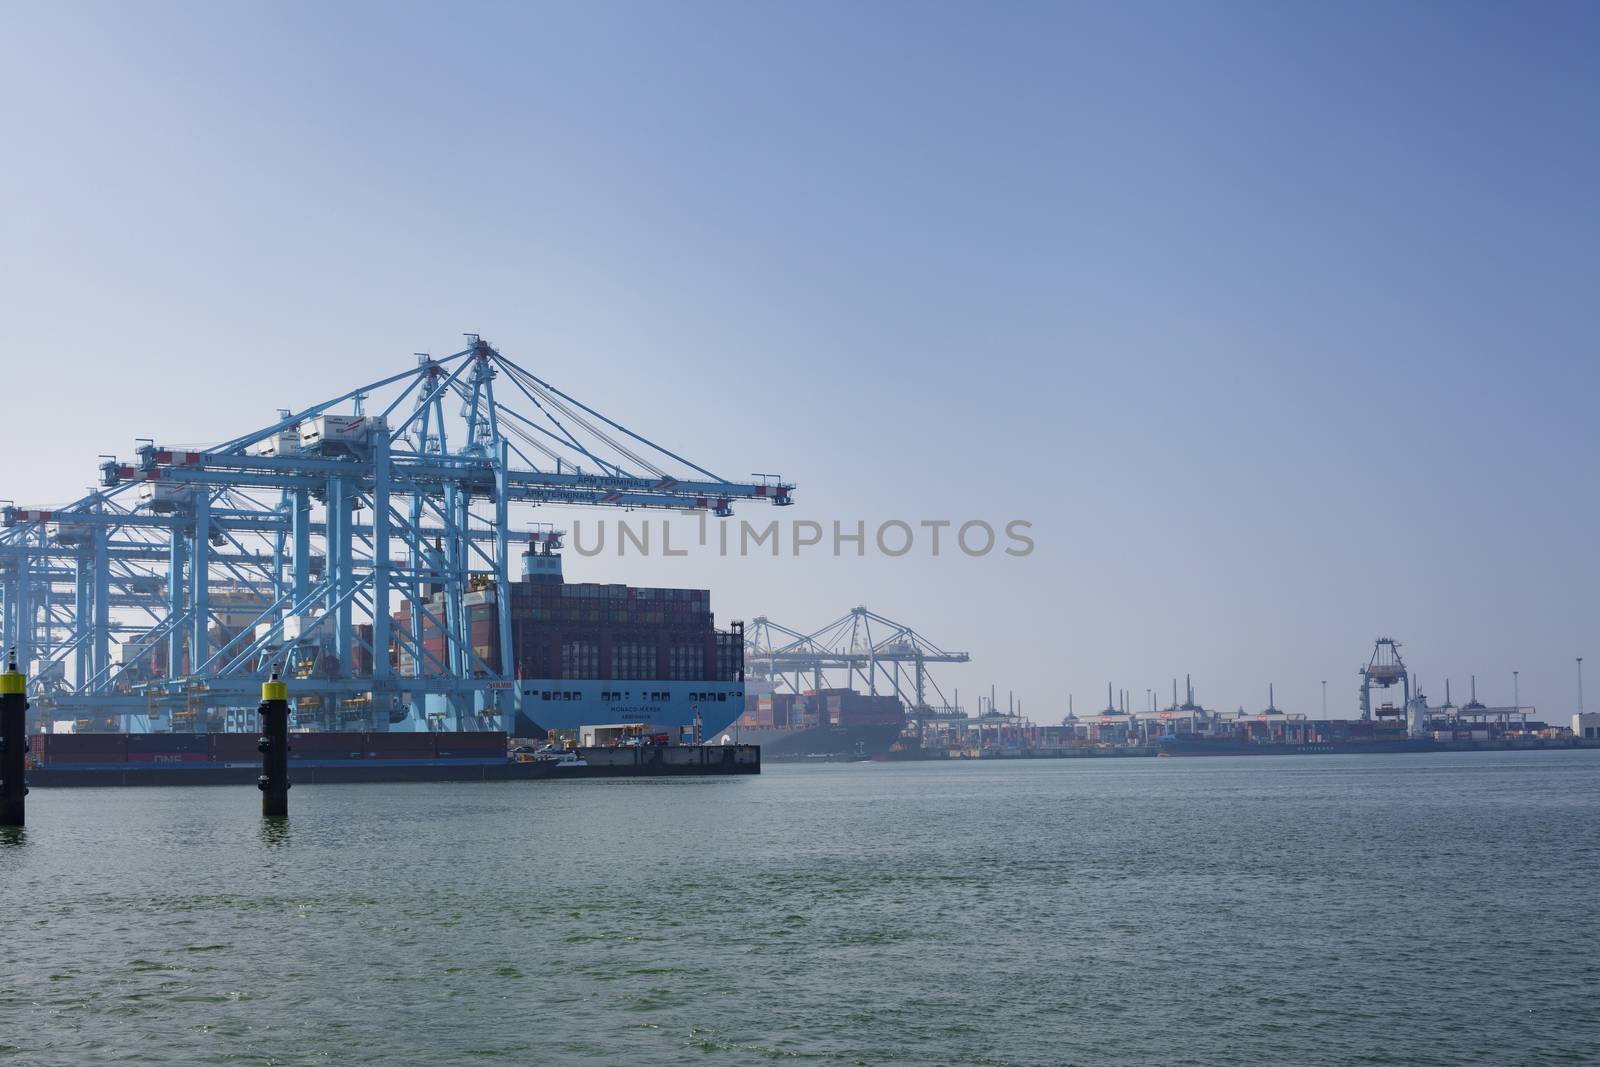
[0,334,793,732]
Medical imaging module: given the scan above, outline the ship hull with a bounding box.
[512,679,744,738]
[27,745,760,786]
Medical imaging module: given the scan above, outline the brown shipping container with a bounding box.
[47,732,130,750]
[360,733,437,758]
[434,732,507,758]
[837,693,905,726]
[210,733,264,761]
[44,753,134,765]
[288,732,369,759]
[38,733,130,761]
[129,732,209,754]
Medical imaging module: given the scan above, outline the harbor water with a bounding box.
[3,750,1597,1066]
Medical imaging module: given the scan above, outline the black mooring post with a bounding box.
[258,672,290,818]
[1,652,29,827]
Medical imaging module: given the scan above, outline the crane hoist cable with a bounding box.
[500,363,667,478]
[489,369,632,478]
[490,351,726,483]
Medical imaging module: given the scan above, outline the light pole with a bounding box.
[1579,657,1585,715]
[1321,680,1327,718]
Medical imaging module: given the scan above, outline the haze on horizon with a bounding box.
[2,2,1596,723]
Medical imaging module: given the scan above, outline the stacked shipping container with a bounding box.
[32,732,130,764]
[127,732,208,762]
[392,577,741,685]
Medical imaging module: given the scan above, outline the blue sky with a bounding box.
[2,2,1597,718]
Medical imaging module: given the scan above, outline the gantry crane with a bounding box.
[745,607,969,721]
[1359,637,1410,722]
[0,334,793,731]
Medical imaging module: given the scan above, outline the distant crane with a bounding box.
[1360,637,1410,722]
[746,607,970,722]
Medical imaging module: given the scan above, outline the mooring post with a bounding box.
[258,670,290,818]
[1,651,29,827]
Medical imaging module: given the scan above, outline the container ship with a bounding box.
[729,685,909,760]
[387,535,747,742]
[26,538,756,783]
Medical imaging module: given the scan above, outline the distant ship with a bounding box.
[1156,733,1443,756]
[720,720,908,760]
[730,687,908,760]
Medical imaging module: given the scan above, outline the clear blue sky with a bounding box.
[3,2,1597,718]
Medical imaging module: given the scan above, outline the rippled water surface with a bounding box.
[2,750,1597,1065]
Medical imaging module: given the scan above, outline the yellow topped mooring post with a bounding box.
[1,650,29,827]
[258,669,290,818]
